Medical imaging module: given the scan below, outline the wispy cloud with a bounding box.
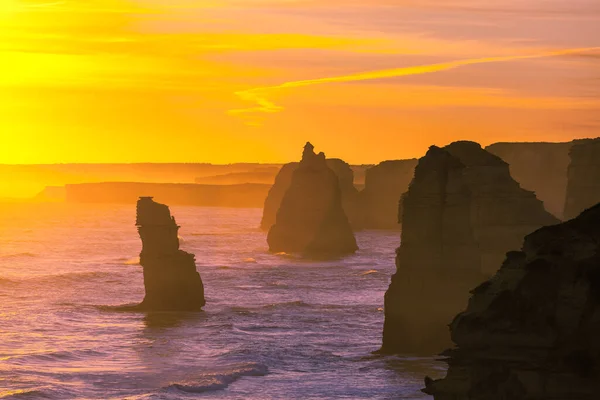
[228,46,600,125]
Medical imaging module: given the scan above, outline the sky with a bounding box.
[0,0,599,164]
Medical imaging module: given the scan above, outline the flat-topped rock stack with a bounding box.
[381,141,559,354]
[267,143,358,258]
[357,159,418,230]
[564,138,600,220]
[424,202,600,400]
[135,197,205,311]
[486,141,574,219]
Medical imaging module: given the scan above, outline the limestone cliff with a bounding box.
[357,159,418,230]
[564,138,600,220]
[424,202,600,400]
[136,197,205,311]
[260,157,360,231]
[486,141,573,219]
[267,143,358,257]
[381,141,559,354]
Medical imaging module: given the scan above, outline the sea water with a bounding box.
[0,203,445,399]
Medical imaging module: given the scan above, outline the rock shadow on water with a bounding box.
[142,311,208,329]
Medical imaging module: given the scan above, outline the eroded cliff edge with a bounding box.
[381,141,559,354]
[424,202,600,400]
[564,138,600,220]
[135,196,205,311]
[486,141,573,219]
[357,159,418,230]
[267,143,358,257]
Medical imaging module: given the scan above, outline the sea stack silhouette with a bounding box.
[357,159,418,229]
[424,203,600,399]
[564,138,600,220]
[135,196,205,311]
[267,142,358,257]
[486,141,574,219]
[381,141,559,354]
[261,154,359,231]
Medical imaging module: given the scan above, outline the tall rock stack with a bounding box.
[260,159,360,231]
[563,138,600,220]
[381,141,559,354]
[136,197,205,311]
[424,203,600,400]
[486,141,574,219]
[357,159,418,230]
[267,143,358,257]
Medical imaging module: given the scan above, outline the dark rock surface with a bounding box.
[486,141,574,219]
[381,141,559,354]
[260,156,360,231]
[564,138,600,220]
[266,143,358,257]
[424,202,600,400]
[135,197,205,311]
[357,159,418,230]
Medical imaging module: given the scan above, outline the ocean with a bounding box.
[0,203,445,399]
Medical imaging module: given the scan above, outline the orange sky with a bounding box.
[1,0,599,164]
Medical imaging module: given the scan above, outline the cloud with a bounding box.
[228,46,600,125]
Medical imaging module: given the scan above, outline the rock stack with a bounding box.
[381,141,559,354]
[135,197,205,311]
[564,138,600,220]
[357,159,418,229]
[261,158,359,231]
[424,202,600,400]
[486,141,574,219]
[267,143,358,257]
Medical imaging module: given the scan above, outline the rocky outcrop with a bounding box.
[424,202,600,400]
[135,197,205,311]
[381,141,559,354]
[267,143,358,257]
[486,141,574,219]
[260,157,360,231]
[357,159,418,229]
[564,138,600,220]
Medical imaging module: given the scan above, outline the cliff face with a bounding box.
[424,202,600,400]
[267,143,358,257]
[260,159,360,231]
[136,197,205,311]
[357,159,418,230]
[486,141,573,219]
[66,182,270,208]
[381,141,559,354]
[564,138,600,220]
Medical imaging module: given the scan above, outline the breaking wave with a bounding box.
[165,363,268,394]
[0,252,37,259]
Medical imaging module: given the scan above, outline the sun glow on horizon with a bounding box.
[0,0,598,165]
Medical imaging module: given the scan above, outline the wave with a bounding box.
[165,362,267,394]
[227,300,311,314]
[266,281,289,288]
[28,271,118,285]
[8,349,104,364]
[0,277,14,285]
[122,257,140,265]
[0,389,52,399]
[0,252,37,259]
[360,269,379,276]
[263,300,311,310]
